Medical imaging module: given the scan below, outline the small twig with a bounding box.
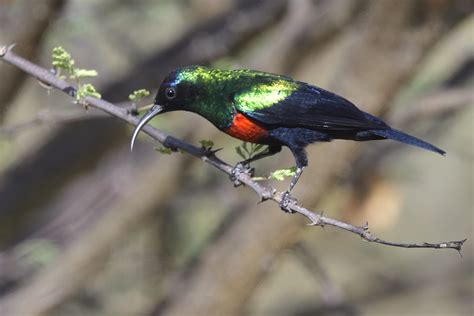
[0,44,466,252]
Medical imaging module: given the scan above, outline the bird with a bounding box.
[130,66,445,210]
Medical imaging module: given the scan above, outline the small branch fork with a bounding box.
[0,44,466,253]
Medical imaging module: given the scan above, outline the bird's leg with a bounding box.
[277,146,308,212]
[279,167,304,213]
[288,166,304,192]
[231,145,281,186]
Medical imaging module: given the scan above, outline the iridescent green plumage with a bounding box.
[170,66,299,129]
[234,80,298,112]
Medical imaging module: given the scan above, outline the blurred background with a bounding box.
[0,0,473,315]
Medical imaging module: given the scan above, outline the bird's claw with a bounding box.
[279,191,297,213]
[230,162,255,187]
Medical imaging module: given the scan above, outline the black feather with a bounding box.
[245,84,389,131]
[242,83,444,157]
[368,129,446,155]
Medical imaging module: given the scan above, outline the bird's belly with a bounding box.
[224,113,269,143]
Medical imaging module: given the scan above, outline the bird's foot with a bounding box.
[230,162,255,187]
[279,191,297,213]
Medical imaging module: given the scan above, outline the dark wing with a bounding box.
[240,84,389,131]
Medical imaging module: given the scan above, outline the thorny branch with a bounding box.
[0,45,466,252]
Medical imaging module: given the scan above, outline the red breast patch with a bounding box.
[225,113,269,143]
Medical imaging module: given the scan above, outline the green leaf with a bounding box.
[199,139,214,149]
[77,83,101,99]
[129,89,151,102]
[52,46,74,73]
[155,147,173,154]
[72,68,98,78]
[270,167,297,181]
[254,144,264,152]
[235,146,246,160]
[249,143,262,156]
[242,142,249,154]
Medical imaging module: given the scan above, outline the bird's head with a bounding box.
[130,66,208,151]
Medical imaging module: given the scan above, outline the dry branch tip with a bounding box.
[0,45,7,57]
[0,43,16,56]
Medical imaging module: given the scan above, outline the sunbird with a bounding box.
[130,66,444,209]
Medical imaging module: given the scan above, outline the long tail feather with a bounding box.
[369,129,445,155]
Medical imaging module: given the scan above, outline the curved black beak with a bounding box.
[130,104,164,151]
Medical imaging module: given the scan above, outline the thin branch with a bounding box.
[0,44,466,252]
[292,243,345,306]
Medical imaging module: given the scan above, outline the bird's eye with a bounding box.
[166,87,176,100]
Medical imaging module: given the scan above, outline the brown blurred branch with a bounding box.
[395,87,474,124]
[292,243,346,308]
[102,0,289,101]
[0,108,102,136]
[0,45,466,253]
[0,0,65,120]
[0,147,185,316]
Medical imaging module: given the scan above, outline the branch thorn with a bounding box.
[3,43,14,55]
[0,43,15,56]
[362,221,370,231]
